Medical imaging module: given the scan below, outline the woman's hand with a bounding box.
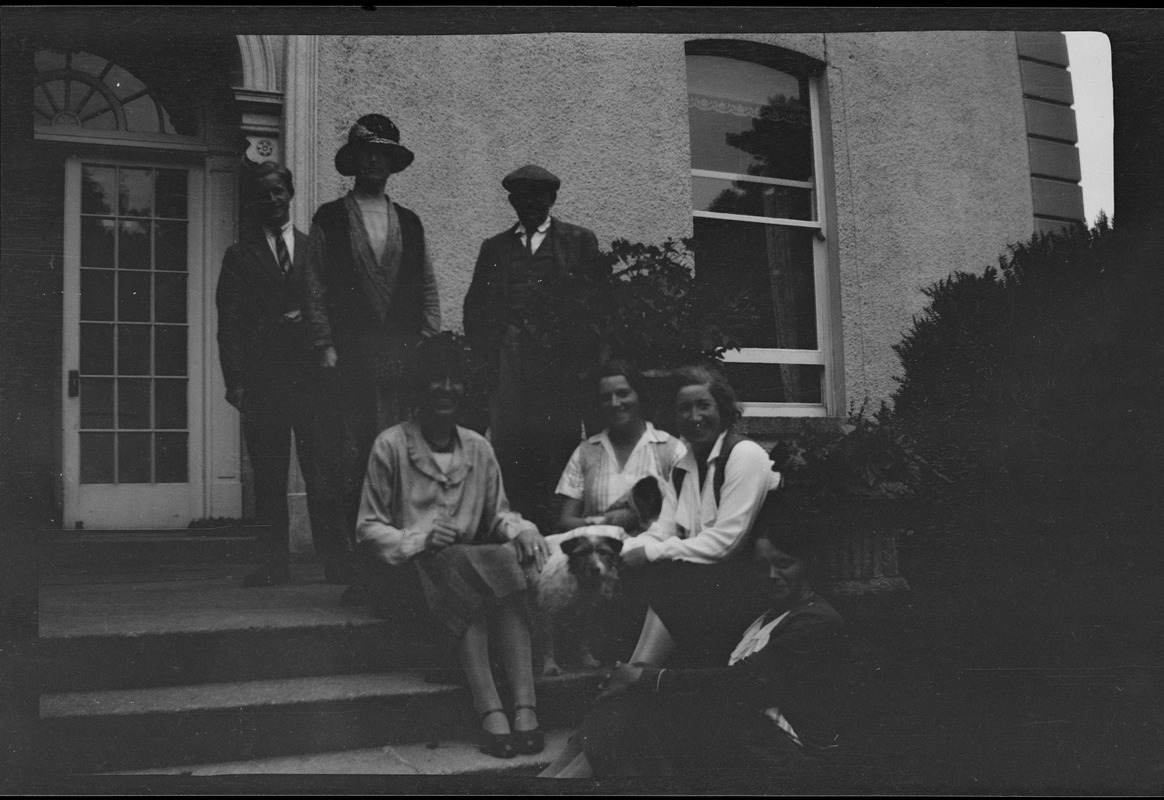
[425,519,460,553]
[596,661,644,703]
[513,529,550,571]
[620,546,649,570]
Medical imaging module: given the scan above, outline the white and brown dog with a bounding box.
[526,529,624,676]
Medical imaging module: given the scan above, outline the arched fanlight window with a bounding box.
[33,49,183,135]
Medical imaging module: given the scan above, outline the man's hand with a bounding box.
[620,546,649,569]
[425,519,460,553]
[319,345,338,369]
[596,661,644,703]
[226,386,244,411]
[513,529,550,571]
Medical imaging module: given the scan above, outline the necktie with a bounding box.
[526,226,536,257]
[273,231,292,280]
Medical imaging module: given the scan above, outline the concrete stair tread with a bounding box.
[40,532,256,543]
[40,575,380,638]
[40,565,258,586]
[110,729,574,776]
[41,669,599,718]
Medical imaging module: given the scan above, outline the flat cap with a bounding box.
[502,164,561,191]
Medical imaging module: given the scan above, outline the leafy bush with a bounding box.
[770,401,931,504]
[492,237,765,429]
[891,217,1164,493]
[513,237,764,379]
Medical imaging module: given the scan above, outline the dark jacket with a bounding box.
[462,217,605,358]
[642,595,850,751]
[302,198,438,352]
[215,224,311,396]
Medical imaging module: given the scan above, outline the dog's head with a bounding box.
[559,534,622,591]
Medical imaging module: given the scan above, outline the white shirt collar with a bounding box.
[265,219,293,237]
[729,610,791,666]
[705,429,729,463]
[678,429,729,471]
[515,216,552,236]
[587,421,669,446]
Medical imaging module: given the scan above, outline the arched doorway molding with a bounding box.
[233,34,285,164]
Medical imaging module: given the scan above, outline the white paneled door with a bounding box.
[62,158,206,528]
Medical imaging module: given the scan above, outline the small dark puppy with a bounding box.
[600,476,664,535]
[527,533,624,676]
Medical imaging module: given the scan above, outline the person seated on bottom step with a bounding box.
[354,333,551,760]
[539,523,850,790]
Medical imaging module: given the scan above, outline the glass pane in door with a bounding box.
[78,164,189,484]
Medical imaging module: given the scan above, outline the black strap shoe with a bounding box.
[477,709,517,759]
[510,704,544,755]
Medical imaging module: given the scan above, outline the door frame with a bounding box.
[61,154,209,529]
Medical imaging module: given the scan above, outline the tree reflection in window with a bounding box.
[33,49,184,135]
[687,51,823,405]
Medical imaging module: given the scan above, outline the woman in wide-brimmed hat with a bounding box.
[333,113,416,177]
[302,113,442,602]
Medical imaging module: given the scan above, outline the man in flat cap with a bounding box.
[463,165,606,530]
[303,113,441,600]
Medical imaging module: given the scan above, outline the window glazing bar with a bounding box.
[693,209,822,229]
[722,347,826,365]
[691,168,814,190]
[740,402,829,418]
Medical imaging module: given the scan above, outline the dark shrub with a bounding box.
[891,217,1164,495]
[770,401,929,507]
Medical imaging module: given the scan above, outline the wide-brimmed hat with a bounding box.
[335,114,415,177]
[502,164,561,192]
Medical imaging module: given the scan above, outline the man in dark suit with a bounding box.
[216,161,336,587]
[463,165,607,530]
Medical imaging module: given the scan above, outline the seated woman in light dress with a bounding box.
[554,361,685,536]
[355,334,551,760]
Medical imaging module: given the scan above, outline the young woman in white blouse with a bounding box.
[554,361,685,534]
[620,364,782,668]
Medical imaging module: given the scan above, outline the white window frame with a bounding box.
[691,72,835,418]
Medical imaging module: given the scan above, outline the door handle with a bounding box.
[68,370,79,398]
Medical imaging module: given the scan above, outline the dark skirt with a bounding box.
[580,690,813,790]
[636,559,769,667]
[373,543,528,641]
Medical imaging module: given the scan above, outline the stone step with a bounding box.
[108,729,573,777]
[37,576,417,692]
[39,669,602,774]
[38,530,258,574]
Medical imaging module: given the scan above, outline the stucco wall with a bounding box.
[825,31,1035,405]
[312,31,1034,410]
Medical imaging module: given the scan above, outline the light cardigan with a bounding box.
[623,430,780,564]
[356,421,536,566]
